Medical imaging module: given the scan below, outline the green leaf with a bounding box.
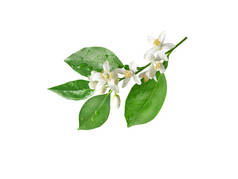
[65,47,124,77]
[48,80,93,100]
[163,61,168,69]
[78,93,111,130]
[125,73,167,127]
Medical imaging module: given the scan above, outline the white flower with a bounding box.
[89,61,119,94]
[146,50,169,63]
[139,62,165,82]
[148,31,174,50]
[112,93,121,108]
[115,63,141,88]
[139,71,150,82]
[139,54,166,82]
[144,31,174,61]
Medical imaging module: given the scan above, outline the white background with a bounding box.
[0,0,238,178]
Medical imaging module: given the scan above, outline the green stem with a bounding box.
[135,63,151,74]
[165,37,187,57]
[118,37,187,81]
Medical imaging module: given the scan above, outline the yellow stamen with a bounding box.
[155,62,161,70]
[124,70,131,78]
[153,39,161,46]
[109,72,114,79]
[144,76,149,82]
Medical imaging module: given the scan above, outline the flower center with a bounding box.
[155,62,161,70]
[153,39,161,46]
[109,72,114,80]
[125,70,131,78]
[143,75,149,82]
[105,73,110,79]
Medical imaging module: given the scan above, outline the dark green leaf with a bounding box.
[48,80,93,100]
[78,93,111,130]
[65,47,124,76]
[125,73,167,127]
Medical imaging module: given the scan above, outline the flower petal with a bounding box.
[90,71,102,81]
[89,81,98,89]
[122,78,131,88]
[159,63,166,74]
[139,71,150,82]
[96,80,106,91]
[108,81,119,93]
[129,62,137,72]
[139,71,146,78]
[99,85,107,94]
[153,75,158,81]
[103,61,110,73]
[114,68,125,75]
[148,65,156,78]
[162,43,174,50]
[156,51,168,61]
[144,48,157,61]
[158,31,166,44]
[132,74,141,85]
[111,71,118,80]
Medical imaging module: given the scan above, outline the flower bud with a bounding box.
[113,94,120,108]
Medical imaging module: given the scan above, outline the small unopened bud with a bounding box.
[113,94,120,108]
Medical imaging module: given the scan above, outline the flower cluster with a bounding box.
[88,32,174,108]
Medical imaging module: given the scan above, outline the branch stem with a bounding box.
[118,37,187,81]
[165,36,187,57]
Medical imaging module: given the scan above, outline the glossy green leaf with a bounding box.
[48,80,93,100]
[65,47,124,77]
[125,73,167,127]
[78,93,111,130]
